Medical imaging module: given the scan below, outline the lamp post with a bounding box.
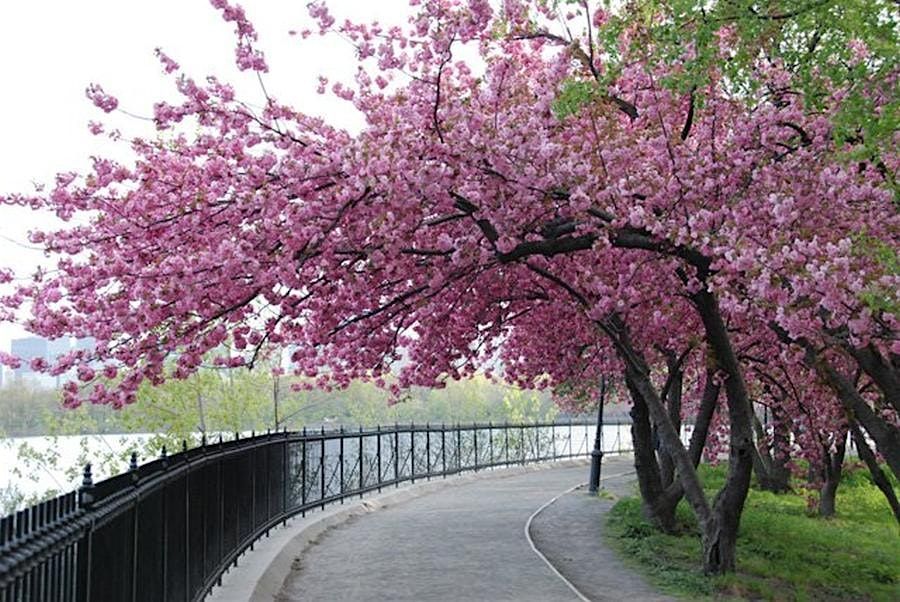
[588,376,608,494]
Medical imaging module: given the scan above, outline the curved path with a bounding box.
[276,456,669,601]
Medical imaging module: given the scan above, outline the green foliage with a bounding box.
[553,78,602,119]
[606,464,900,600]
[598,1,899,150]
[502,387,559,423]
[850,232,900,314]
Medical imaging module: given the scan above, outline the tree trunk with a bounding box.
[692,290,755,574]
[815,357,900,481]
[818,432,847,518]
[626,372,677,532]
[850,421,900,525]
[770,324,900,482]
[640,368,721,531]
[688,371,720,467]
[658,351,684,489]
[848,344,900,414]
[751,410,791,493]
[605,297,753,575]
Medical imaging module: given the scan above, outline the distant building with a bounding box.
[11,337,49,378]
[9,336,74,388]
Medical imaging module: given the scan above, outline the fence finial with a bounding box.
[79,464,95,508]
[129,451,139,471]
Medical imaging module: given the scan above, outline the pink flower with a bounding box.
[85,84,118,113]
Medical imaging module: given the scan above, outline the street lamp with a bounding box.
[588,376,608,494]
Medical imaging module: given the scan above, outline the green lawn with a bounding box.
[604,464,900,601]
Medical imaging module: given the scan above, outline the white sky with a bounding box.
[0,0,413,350]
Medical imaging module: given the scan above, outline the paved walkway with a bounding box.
[277,456,670,601]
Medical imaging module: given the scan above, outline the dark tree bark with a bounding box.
[625,372,677,532]
[850,421,900,525]
[751,408,791,493]
[818,431,847,518]
[603,297,753,575]
[770,324,900,483]
[846,344,900,414]
[691,289,755,574]
[815,358,900,481]
[652,368,722,524]
[688,370,720,468]
[658,350,685,489]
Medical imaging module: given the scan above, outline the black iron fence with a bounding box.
[0,420,633,602]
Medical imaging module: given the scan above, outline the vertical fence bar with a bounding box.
[426,424,431,478]
[489,423,494,467]
[473,424,479,471]
[339,428,345,503]
[551,424,556,460]
[505,422,510,466]
[184,444,192,600]
[281,435,288,525]
[410,423,416,483]
[249,440,257,551]
[394,426,400,486]
[456,425,462,472]
[130,454,139,602]
[520,425,525,463]
[359,427,364,495]
[319,434,326,510]
[441,425,447,477]
[301,438,307,516]
[376,426,382,492]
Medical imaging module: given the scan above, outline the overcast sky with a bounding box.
[0,0,413,349]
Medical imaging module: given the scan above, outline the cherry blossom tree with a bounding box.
[2,0,896,573]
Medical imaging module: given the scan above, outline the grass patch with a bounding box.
[605,464,900,601]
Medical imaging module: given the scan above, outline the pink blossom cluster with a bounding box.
[0,1,895,473]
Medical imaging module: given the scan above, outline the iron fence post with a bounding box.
[339,427,345,504]
[359,426,364,495]
[520,424,525,464]
[410,422,416,483]
[504,421,509,466]
[551,423,556,460]
[394,424,400,486]
[76,464,95,602]
[441,424,446,477]
[376,425,382,492]
[426,423,431,478]
[129,452,139,602]
[281,434,288,524]
[183,440,192,598]
[319,430,326,510]
[301,435,307,517]
[473,423,479,471]
[489,422,493,466]
[456,424,461,471]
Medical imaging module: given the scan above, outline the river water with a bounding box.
[0,423,683,513]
